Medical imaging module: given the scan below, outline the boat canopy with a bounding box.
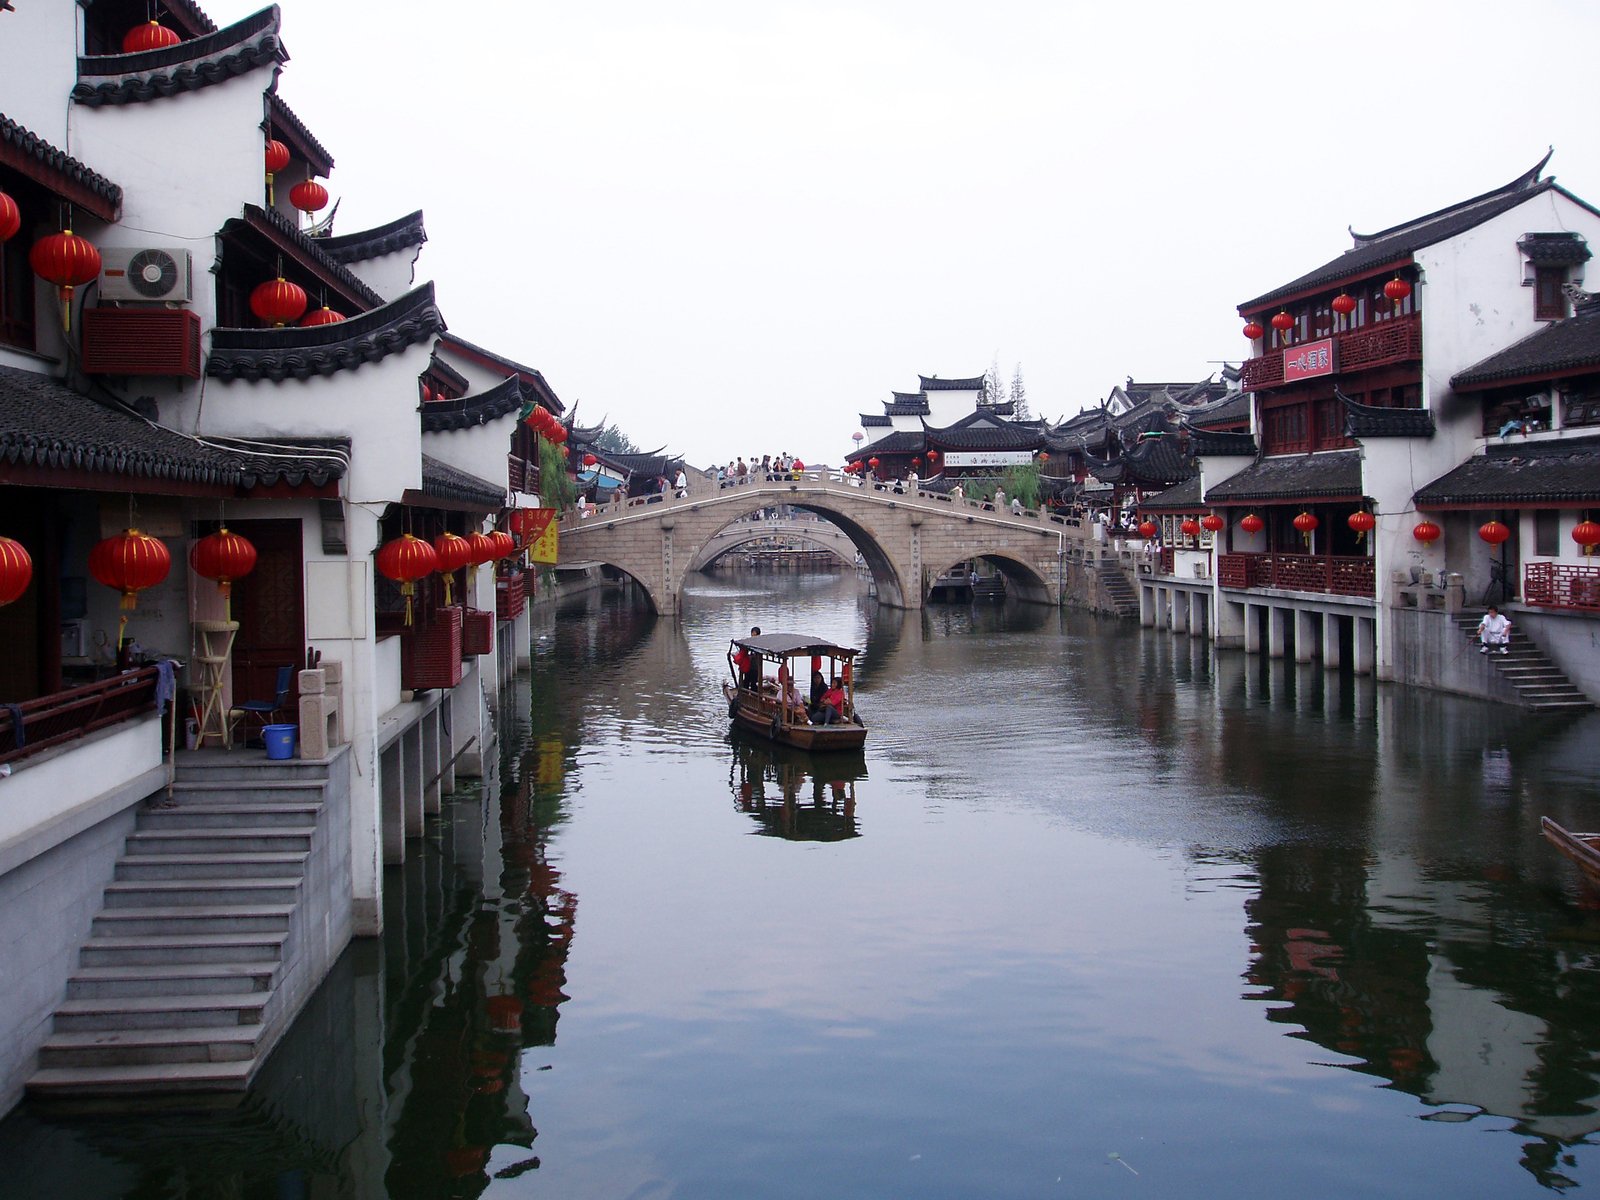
[731,633,860,658]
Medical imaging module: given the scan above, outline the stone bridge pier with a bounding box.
[558,473,1088,616]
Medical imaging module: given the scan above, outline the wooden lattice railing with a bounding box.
[1525,561,1600,611]
[0,666,160,765]
[1216,553,1375,597]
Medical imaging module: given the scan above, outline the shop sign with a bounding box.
[942,450,1035,467]
[1283,337,1336,382]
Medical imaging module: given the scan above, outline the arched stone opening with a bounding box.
[924,551,1054,606]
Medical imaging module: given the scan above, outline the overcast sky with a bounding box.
[211,0,1600,466]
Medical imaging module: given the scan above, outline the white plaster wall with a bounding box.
[421,420,514,504]
[72,68,279,339]
[0,2,80,144]
[0,718,161,851]
[343,246,422,304]
[927,389,979,427]
[435,344,515,393]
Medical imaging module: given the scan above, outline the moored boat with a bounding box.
[723,633,867,751]
[1541,816,1600,887]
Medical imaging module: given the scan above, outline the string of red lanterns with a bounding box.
[432,532,473,604]
[375,534,438,625]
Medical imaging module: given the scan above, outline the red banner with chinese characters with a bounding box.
[525,509,559,564]
[1283,337,1336,382]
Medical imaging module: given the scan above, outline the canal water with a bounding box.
[5,570,1600,1197]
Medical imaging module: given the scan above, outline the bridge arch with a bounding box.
[687,518,859,572]
[557,475,1084,615]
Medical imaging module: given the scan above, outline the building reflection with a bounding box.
[728,730,866,842]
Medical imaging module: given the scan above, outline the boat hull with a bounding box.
[723,684,867,751]
[1541,816,1600,887]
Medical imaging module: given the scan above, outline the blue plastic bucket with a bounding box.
[263,724,297,760]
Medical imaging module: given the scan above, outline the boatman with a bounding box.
[735,626,762,687]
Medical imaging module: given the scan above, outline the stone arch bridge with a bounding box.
[559,472,1090,615]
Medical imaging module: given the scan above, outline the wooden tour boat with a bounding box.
[1541,817,1600,887]
[723,633,867,751]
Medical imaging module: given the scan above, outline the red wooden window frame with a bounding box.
[1535,267,1567,321]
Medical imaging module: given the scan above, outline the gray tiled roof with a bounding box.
[208,282,444,382]
[1187,428,1258,457]
[420,375,522,432]
[859,414,892,428]
[919,375,986,391]
[1517,232,1590,266]
[1239,157,1574,311]
[1141,476,1204,510]
[0,364,345,490]
[847,430,924,459]
[1451,298,1600,389]
[267,91,333,177]
[1204,450,1363,503]
[0,112,122,220]
[1342,394,1436,438]
[1414,436,1600,506]
[73,7,284,107]
[319,211,427,265]
[420,454,504,510]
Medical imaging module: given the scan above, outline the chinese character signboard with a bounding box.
[1283,338,1336,383]
[526,509,559,564]
[942,450,1036,467]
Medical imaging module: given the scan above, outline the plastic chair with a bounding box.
[231,665,292,742]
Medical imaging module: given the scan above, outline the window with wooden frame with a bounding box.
[0,233,36,351]
[1262,403,1309,455]
[1313,397,1350,450]
[1534,267,1568,321]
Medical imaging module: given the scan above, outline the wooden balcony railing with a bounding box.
[1242,315,1423,391]
[0,666,161,764]
[1525,561,1600,612]
[1217,552,1375,597]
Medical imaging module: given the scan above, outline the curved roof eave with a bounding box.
[73,6,285,108]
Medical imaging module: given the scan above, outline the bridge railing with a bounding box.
[562,470,1083,531]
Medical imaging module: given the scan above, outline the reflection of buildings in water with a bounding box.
[1242,840,1600,1190]
[729,732,866,842]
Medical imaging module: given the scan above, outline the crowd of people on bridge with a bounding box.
[716,453,808,488]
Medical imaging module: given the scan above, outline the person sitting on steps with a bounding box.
[1477,605,1511,655]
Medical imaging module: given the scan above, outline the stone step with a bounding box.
[1529,700,1596,712]
[173,759,329,784]
[66,961,278,1001]
[115,852,308,881]
[92,904,294,937]
[38,1024,262,1069]
[28,1058,257,1096]
[103,878,302,909]
[51,991,268,1034]
[80,930,289,968]
[139,801,322,828]
[123,827,315,856]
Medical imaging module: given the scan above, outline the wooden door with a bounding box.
[229,519,305,718]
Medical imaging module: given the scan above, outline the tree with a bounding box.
[539,438,576,510]
[1010,364,1029,420]
[593,422,638,455]
[985,356,1003,408]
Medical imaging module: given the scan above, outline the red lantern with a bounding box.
[1137,520,1158,539]
[912,456,922,466]
[375,533,438,625]
[491,530,518,560]
[1478,519,1511,545]
[1412,520,1442,544]
[1240,513,1264,535]
[1384,276,1412,307]
[250,277,308,327]
[1201,514,1225,533]
[189,526,257,607]
[0,536,33,606]
[552,423,568,444]
[432,532,473,604]
[122,21,180,52]
[30,229,101,331]
[264,139,290,176]
[582,453,598,467]
[1331,293,1357,316]
[1180,518,1201,538]
[1347,510,1376,537]
[298,305,344,327]
[1242,321,1264,340]
[868,457,880,470]
[288,179,329,215]
[927,449,940,460]
[90,529,171,645]
[1292,512,1319,533]
[509,509,542,539]
[1572,519,1600,555]
[0,191,19,243]
[465,531,498,567]
[1270,311,1295,333]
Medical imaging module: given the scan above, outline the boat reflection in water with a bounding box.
[727,729,866,842]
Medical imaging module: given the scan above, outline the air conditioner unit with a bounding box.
[100,247,193,303]
[1193,561,1209,579]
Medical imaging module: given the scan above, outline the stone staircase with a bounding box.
[1456,613,1594,712]
[1099,557,1140,618]
[26,756,338,1100]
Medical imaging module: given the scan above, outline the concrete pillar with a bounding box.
[381,741,404,865]
[1243,601,1260,655]
[1267,606,1287,659]
[1172,589,1190,635]
[402,725,424,839]
[1216,597,1244,650]
[1194,592,1210,640]
[1140,582,1156,628]
[1294,608,1316,663]
[422,708,441,815]
[1322,613,1343,669]
[1354,615,1376,676]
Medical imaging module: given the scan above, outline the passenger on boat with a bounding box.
[777,667,808,723]
[815,678,847,725]
[808,669,827,717]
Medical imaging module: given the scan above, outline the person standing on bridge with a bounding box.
[674,466,688,498]
[994,485,1006,512]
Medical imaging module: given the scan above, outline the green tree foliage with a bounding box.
[593,422,639,455]
[539,438,577,510]
[1000,463,1041,509]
